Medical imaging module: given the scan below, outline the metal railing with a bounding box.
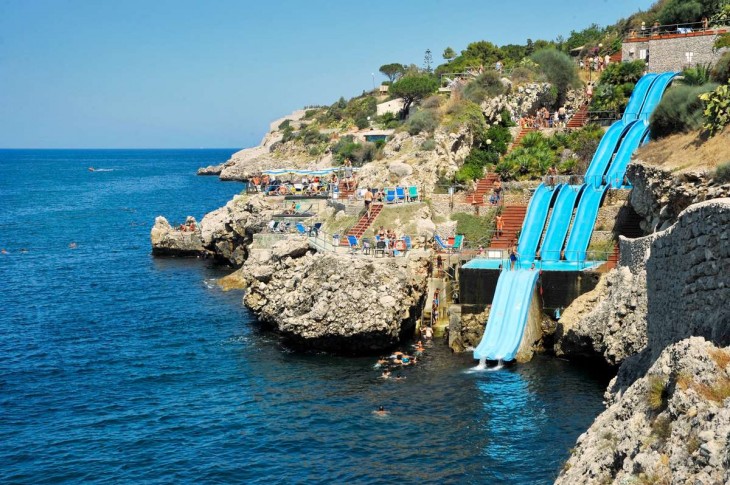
[625,20,723,40]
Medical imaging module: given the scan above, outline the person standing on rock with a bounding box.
[364,187,373,219]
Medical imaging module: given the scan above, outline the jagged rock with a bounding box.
[556,337,730,485]
[197,164,223,176]
[388,161,413,178]
[270,237,310,261]
[449,308,489,352]
[241,251,430,353]
[554,267,648,367]
[150,216,204,257]
[627,162,730,233]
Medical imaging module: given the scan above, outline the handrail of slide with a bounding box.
[473,269,540,362]
[538,184,584,261]
[583,122,633,186]
[622,73,658,122]
[638,72,677,119]
[605,120,650,188]
[516,183,560,262]
[563,185,609,262]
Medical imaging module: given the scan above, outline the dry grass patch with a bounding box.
[709,348,730,369]
[634,127,730,173]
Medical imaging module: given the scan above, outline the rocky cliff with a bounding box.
[553,267,648,368]
[555,199,730,483]
[556,337,730,485]
[240,238,430,354]
[151,194,276,266]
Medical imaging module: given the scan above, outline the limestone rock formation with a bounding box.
[150,216,204,256]
[627,162,730,233]
[554,267,648,367]
[198,194,276,266]
[197,164,223,176]
[449,308,489,352]
[556,337,730,485]
[241,248,430,353]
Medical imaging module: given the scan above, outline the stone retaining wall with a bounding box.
[622,31,729,73]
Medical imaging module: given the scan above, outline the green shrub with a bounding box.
[444,99,489,142]
[421,139,436,151]
[405,109,439,135]
[700,83,730,137]
[599,60,645,86]
[681,64,712,86]
[711,52,730,85]
[650,84,716,138]
[278,119,291,130]
[281,126,295,143]
[658,0,702,25]
[714,162,730,183]
[462,70,507,104]
[455,164,485,183]
[715,33,730,51]
[647,375,668,412]
[530,49,581,106]
[509,66,538,84]
[297,125,329,145]
[484,124,512,154]
[421,95,443,110]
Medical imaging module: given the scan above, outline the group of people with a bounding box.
[177,220,197,232]
[518,106,568,129]
[370,226,407,256]
[251,173,334,197]
[580,54,611,73]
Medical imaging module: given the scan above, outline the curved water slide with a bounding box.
[583,122,634,188]
[538,185,584,261]
[563,185,609,262]
[516,184,561,263]
[473,269,540,362]
[638,72,677,120]
[605,120,650,188]
[622,73,659,122]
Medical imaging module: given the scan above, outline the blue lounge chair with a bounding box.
[452,234,464,252]
[295,222,308,235]
[385,188,396,204]
[311,222,322,236]
[395,186,406,203]
[408,186,419,202]
[403,235,412,253]
[346,235,359,253]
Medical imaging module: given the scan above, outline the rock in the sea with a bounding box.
[556,337,730,485]
[241,249,430,353]
[197,164,223,176]
[150,216,204,256]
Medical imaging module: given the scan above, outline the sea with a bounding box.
[0,149,608,484]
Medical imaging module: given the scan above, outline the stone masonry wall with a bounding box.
[623,33,729,73]
[618,233,658,274]
[644,198,730,359]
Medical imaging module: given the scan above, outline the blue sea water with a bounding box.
[0,149,607,484]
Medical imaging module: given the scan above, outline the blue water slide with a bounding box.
[639,72,677,119]
[605,120,650,188]
[622,73,658,122]
[538,185,584,261]
[583,122,633,187]
[516,184,560,263]
[563,185,608,262]
[473,270,540,362]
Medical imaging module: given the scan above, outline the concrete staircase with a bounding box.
[466,172,500,206]
[511,126,536,151]
[567,102,589,129]
[337,180,358,200]
[346,203,383,239]
[490,205,527,249]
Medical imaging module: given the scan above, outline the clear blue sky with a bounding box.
[0,0,655,148]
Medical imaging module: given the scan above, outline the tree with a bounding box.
[443,47,456,61]
[379,63,406,83]
[659,0,703,24]
[462,40,501,67]
[389,74,439,117]
[424,49,433,73]
[531,49,581,106]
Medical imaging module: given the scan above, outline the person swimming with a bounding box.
[1,249,8,255]
[68,242,78,249]
[380,370,391,379]
[373,405,389,416]
[88,167,95,172]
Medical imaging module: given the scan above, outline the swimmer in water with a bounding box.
[1,249,8,255]
[88,167,95,172]
[373,406,389,416]
[380,370,391,379]
[68,242,77,249]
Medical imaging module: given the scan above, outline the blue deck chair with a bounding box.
[385,188,396,204]
[408,186,418,202]
[403,235,412,253]
[434,234,450,251]
[311,222,322,236]
[395,186,406,203]
[295,222,308,235]
[346,235,359,253]
[452,234,464,252]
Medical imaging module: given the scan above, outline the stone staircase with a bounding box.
[490,205,527,249]
[345,203,383,239]
[466,172,500,206]
[510,126,536,151]
[337,180,358,200]
[567,102,589,129]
